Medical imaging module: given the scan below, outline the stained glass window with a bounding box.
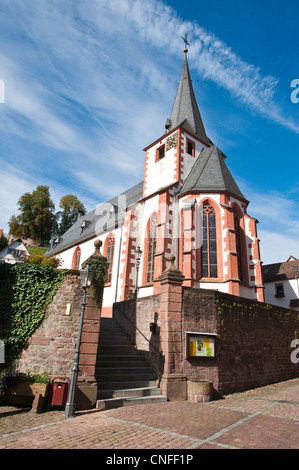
[201,204,217,278]
[234,214,242,281]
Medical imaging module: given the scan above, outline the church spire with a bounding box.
[165,36,209,145]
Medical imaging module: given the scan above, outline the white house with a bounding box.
[0,238,30,264]
[263,256,299,311]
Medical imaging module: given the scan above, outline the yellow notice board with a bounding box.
[188,334,215,357]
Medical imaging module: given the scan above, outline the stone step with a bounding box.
[95,317,163,409]
[99,342,133,349]
[97,354,147,362]
[97,360,148,368]
[97,386,163,399]
[97,380,157,390]
[97,347,141,355]
[96,367,154,376]
[99,337,131,343]
[96,373,156,382]
[96,394,167,410]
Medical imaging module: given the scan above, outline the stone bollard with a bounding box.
[187,381,213,403]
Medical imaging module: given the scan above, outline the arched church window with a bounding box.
[105,234,115,284]
[201,204,217,278]
[146,213,158,283]
[71,246,81,270]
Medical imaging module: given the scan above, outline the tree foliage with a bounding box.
[8,186,56,246]
[0,233,8,251]
[8,187,86,245]
[55,194,86,236]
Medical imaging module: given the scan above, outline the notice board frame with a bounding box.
[185,331,217,359]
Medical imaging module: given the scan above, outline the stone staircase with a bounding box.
[95,317,167,410]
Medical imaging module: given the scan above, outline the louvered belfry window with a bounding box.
[147,213,158,282]
[201,204,217,278]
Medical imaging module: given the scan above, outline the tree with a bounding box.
[56,194,86,236]
[0,232,8,251]
[8,186,56,246]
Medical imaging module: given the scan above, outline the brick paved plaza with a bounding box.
[0,378,298,451]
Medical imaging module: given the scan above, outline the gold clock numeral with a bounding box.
[166,132,178,151]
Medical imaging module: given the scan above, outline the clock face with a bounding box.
[166,132,178,151]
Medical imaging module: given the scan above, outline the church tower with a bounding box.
[143,45,210,199]
[140,40,264,302]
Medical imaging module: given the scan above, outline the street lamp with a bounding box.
[64,262,94,417]
[134,245,142,299]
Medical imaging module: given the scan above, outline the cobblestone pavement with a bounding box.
[0,377,298,451]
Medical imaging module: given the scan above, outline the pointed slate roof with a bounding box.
[166,53,209,145]
[179,145,246,201]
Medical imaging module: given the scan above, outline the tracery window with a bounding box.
[201,204,217,278]
[234,214,243,281]
[72,246,81,270]
[147,213,158,283]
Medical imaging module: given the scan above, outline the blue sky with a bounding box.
[0,0,298,264]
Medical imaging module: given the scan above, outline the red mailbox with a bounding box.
[49,377,70,408]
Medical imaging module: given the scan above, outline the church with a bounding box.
[47,43,264,317]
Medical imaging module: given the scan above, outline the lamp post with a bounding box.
[64,262,94,417]
[134,245,142,299]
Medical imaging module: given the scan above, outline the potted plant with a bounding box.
[0,370,50,411]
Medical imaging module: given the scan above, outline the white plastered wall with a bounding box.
[144,136,177,198]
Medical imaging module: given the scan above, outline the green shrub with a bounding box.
[25,253,62,268]
[0,370,50,395]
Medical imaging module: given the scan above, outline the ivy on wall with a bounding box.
[82,256,108,308]
[216,296,299,343]
[0,263,67,368]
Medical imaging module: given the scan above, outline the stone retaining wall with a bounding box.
[16,273,101,409]
[113,283,299,397]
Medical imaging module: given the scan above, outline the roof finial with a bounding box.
[181,33,190,54]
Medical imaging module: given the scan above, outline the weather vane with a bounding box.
[181,33,190,53]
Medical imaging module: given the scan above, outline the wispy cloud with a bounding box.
[103,0,298,133]
[238,180,299,263]
[0,0,297,253]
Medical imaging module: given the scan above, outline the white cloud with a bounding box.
[0,167,37,234]
[0,0,298,245]
[259,230,299,265]
[239,181,299,264]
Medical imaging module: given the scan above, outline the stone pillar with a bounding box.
[77,297,101,409]
[77,240,105,409]
[158,255,187,400]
